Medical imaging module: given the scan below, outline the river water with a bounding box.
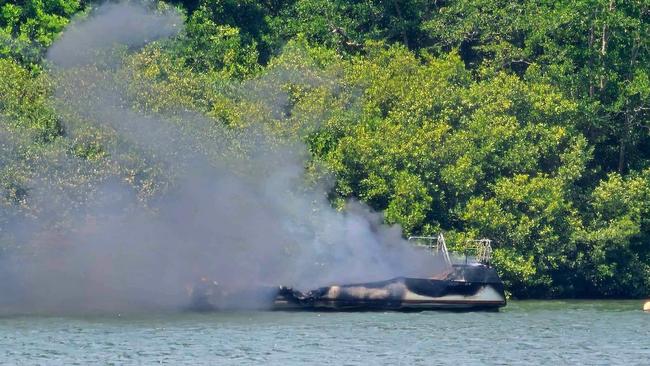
[0,301,648,365]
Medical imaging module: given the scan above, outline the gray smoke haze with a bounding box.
[47,1,181,68]
[0,2,443,314]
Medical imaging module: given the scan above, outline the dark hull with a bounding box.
[190,265,507,312]
[272,277,506,311]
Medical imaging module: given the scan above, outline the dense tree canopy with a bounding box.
[1,0,649,298]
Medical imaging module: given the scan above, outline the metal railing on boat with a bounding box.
[408,234,493,267]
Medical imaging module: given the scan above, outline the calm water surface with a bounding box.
[0,301,648,365]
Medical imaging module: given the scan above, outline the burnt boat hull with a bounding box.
[190,235,506,312]
[272,276,506,311]
[190,264,506,312]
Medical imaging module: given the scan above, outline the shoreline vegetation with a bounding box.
[1,0,649,300]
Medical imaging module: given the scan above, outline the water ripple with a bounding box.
[0,301,647,365]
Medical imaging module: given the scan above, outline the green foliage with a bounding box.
[384,171,432,235]
[463,174,581,296]
[0,58,61,141]
[576,169,650,296]
[174,3,260,78]
[425,0,650,174]
[0,0,82,65]
[269,0,437,53]
[490,247,538,296]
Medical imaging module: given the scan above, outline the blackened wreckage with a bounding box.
[190,235,507,311]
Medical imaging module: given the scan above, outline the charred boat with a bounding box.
[190,235,506,311]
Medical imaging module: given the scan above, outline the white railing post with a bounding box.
[437,233,452,267]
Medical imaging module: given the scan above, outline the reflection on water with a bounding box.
[0,301,648,365]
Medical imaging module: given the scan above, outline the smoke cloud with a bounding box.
[0,1,443,314]
[47,1,181,68]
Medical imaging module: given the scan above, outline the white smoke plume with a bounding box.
[0,1,443,314]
